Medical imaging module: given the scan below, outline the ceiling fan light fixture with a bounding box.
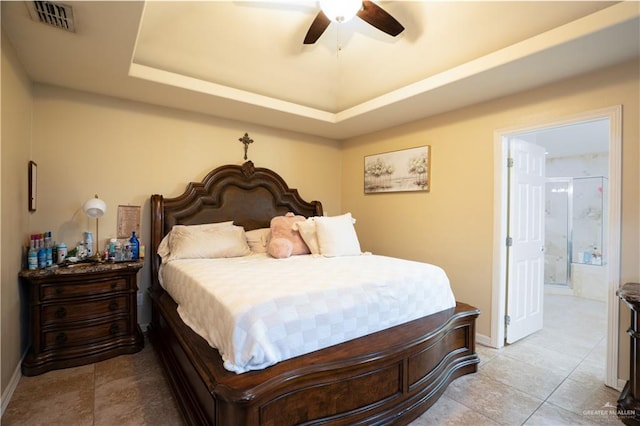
[319,0,362,23]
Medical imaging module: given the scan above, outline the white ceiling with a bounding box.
[2,1,639,139]
[515,119,609,158]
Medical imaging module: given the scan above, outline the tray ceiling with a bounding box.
[2,1,639,139]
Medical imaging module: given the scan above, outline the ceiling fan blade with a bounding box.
[357,0,404,37]
[303,10,331,44]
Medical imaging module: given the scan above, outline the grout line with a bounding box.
[92,364,96,426]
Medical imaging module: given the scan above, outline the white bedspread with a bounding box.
[159,253,456,374]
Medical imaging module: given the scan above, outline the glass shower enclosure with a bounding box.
[544,176,607,287]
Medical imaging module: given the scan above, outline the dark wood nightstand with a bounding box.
[617,282,640,425]
[20,261,144,376]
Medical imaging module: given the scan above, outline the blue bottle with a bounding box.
[129,231,140,260]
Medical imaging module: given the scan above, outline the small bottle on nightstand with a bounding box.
[27,235,38,270]
[129,231,140,260]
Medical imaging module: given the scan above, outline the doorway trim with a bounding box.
[491,105,622,389]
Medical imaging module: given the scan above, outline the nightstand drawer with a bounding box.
[41,277,128,300]
[43,319,130,350]
[42,295,129,325]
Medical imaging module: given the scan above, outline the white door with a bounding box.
[506,139,546,344]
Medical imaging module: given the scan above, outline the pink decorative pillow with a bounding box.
[267,212,310,258]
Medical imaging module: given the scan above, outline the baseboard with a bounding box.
[0,359,22,417]
[476,333,492,347]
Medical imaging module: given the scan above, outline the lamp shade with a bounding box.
[319,0,361,23]
[83,195,106,218]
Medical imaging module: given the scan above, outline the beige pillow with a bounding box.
[293,218,320,255]
[315,213,361,257]
[158,222,234,261]
[160,222,250,262]
[245,228,271,253]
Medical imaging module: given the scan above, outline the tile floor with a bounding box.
[416,294,623,426]
[2,294,624,425]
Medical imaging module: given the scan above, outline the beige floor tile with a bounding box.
[501,339,583,376]
[476,343,501,368]
[2,364,95,426]
[94,373,183,426]
[524,401,599,425]
[480,354,567,400]
[522,327,601,360]
[570,355,606,386]
[94,341,163,386]
[547,378,623,424]
[445,372,543,425]
[93,343,183,426]
[413,394,500,426]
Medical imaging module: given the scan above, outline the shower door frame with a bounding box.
[545,177,574,287]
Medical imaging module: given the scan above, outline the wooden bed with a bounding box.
[148,161,480,425]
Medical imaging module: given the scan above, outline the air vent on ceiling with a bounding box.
[27,1,75,32]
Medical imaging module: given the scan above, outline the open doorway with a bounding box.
[491,106,622,389]
[518,119,609,300]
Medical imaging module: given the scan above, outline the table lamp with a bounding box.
[83,194,106,260]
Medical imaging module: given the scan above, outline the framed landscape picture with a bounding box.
[364,146,430,194]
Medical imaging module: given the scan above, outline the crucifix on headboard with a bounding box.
[238,133,254,160]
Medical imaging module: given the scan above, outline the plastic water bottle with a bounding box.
[114,240,123,261]
[27,235,38,270]
[84,231,94,257]
[37,234,46,269]
[109,239,117,261]
[129,231,140,260]
[56,243,67,264]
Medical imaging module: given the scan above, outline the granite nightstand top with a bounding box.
[617,282,640,304]
[19,260,143,278]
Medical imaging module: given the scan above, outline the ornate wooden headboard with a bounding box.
[149,161,323,292]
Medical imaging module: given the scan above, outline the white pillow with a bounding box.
[245,228,271,253]
[160,222,250,262]
[314,213,361,257]
[293,218,320,255]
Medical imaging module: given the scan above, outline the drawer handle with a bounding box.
[55,287,63,295]
[54,307,67,319]
[108,301,118,311]
[109,323,120,334]
[55,332,67,344]
[110,281,117,289]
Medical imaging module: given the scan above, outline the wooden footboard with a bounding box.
[148,289,479,426]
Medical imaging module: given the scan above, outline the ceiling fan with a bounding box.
[303,0,404,45]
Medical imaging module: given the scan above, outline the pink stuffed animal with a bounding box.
[267,212,310,258]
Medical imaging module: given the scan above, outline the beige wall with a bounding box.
[28,85,342,325]
[342,59,639,379]
[1,32,33,396]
